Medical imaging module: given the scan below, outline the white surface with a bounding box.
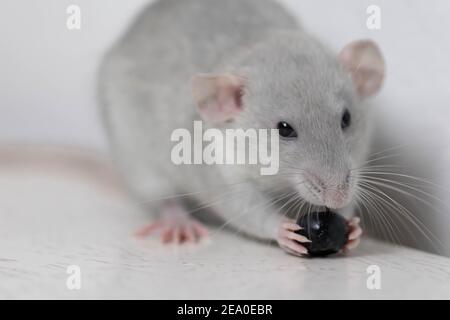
[1,153,450,299]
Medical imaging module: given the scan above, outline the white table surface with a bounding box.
[1,149,450,299]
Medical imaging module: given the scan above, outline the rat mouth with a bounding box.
[298,180,352,210]
[302,182,327,206]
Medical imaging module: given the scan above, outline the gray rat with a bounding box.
[98,0,385,256]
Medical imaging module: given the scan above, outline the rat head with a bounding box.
[191,35,385,210]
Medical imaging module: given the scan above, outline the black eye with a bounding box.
[277,121,297,138]
[341,109,351,129]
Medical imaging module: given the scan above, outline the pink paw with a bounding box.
[343,217,362,253]
[134,206,209,244]
[276,220,311,257]
[135,218,209,244]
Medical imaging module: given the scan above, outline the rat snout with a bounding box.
[303,171,353,209]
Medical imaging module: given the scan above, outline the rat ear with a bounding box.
[191,73,245,123]
[339,40,385,98]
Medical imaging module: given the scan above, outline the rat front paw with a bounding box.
[276,221,311,257]
[343,217,362,252]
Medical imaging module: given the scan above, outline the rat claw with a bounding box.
[348,217,361,226]
[161,227,174,243]
[277,221,309,256]
[173,226,182,244]
[343,216,363,251]
[347,216,363,240]
[348,225,362,240]
[283,246,306,257]
[279,238,308,255]
[134,222,161,238]
[282,222,302,231]
[344,237,360,252]
[180,225,194,243]
[285,231,311,243]
[157,222,208,244]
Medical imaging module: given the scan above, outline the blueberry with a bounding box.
[295,210,349,257]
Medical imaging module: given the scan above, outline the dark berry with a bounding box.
[295,210,349,257]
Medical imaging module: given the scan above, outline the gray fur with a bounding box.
[98,0,372,240]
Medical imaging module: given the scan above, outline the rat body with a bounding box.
[99,0,384,255]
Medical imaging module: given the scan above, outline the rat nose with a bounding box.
[304,170,352,209]
[306,171,350,190]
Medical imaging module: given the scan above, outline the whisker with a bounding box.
[357,176,448,213]
[356,187,408,246]
[355,171,443,191]
[357,180,445,252]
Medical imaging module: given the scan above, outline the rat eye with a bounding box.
[277,121,297,138]
[341,109,351,130]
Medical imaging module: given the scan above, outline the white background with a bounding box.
[1,0,450,253]
[1,0,450,149]
[0,0,149,148]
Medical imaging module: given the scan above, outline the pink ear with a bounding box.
[191,73,245,123]
[339,40,385,98]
